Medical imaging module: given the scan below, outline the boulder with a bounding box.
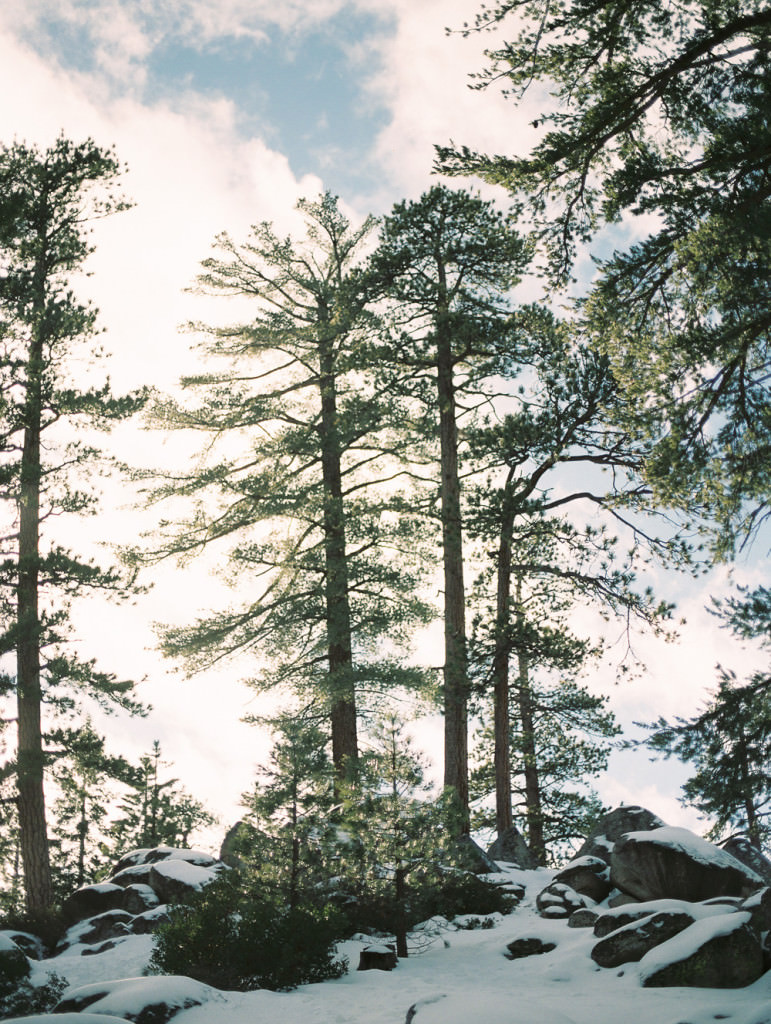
[68,909,134,946]
[0,929,44,960]
[487,825,538,869]
[55,976,224,1024]
[452,835,500,874]
[743,886,771,936]
[574,806,666,864]
[611,826,763,902]
[358,944,397,971]
[591,910,695,968]
[130,906,172,934]
[568,908,599,929]
[535,881,589,919]
[553,856,611,903]
[62,883,128,924]
[721,837,771,887]
[639,912,764,988]
[148,860,218,904]
[504,936,556,959]
[122,884,160,915]
[111,847,218,875]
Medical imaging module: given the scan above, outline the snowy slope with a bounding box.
[26,864,771,1024]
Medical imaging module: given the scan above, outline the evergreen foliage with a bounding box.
[632,673,771,850]
[364,185,532,825]
[139,192,432,785]
[0,135,147,912]
[438,0,771,555]
[109,741,216,851]
[149,870,348,991]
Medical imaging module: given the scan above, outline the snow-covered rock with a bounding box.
[573,806,666,865]
[55,975,225,1024]
[553,856,611,903]
[611,826,764,902]
[638,911,764,988]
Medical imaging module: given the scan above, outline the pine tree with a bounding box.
[48,721,133,896]
[140,193,431,788]
[365,185,531,827]
[632,673,771,849]
[108,741,215,852]
[0,136,147,911]
[438,0,771,556]
[239,713,335,910]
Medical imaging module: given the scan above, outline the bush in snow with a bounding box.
[0,970,67,1018]
[148,870,348,991]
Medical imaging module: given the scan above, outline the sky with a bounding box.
[0,0,768,853]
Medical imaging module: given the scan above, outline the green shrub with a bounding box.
[0,972,67,1017]
[0,907,68,957]
[148,873,348,991]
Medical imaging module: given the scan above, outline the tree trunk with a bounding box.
[513,589,546,864]
[318,326,358,787]
[16,305,52,913]
[492,483,515,836]
[436,314,469,830]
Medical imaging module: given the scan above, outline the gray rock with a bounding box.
[73,910,135,946]
[130,906,172,934]
[535,881,589,919]
[554,856,611,903]
[611,826,763,902]
[568,908,599,929]
[122,884,160,915]
[504,936,556,959]
[591,910,695,967]
[62,883,128,924]
[0,930,44,961]
[574,806,666,865]
[110,864,155,888]
[452,835,500,874]
[56,976,224,1024]
[147,861,216,904]
[742,886,771,936]
[721,837,771,887]
[640,913,764,988]
[487,825,538,869]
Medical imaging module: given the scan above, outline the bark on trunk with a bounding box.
[16,299,52,912]
[492,483,515,836]
[513,596,547,865]
[318,325,358,788]
[436,314,469,830]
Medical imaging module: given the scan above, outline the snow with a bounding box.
[621,827,763,880]
[637,911,752,981]
[149,859,218,889]
[597,897,737,925]
[19,871,765,1024]
[59,976,225,1018]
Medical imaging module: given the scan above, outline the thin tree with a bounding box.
[0,136,146,912]
[366,185,531,827]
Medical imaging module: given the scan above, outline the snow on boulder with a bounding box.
[573,806,666,865]
[593,897,732,938]
[62,882,129,924]
[111,847,218,875]
[535,881,590,919]
[591,909,696,967]
[148,859,220,904]
[553,856,611,903]
[61,909,135,949]
[1,1015,132,1024]
[406,992,577,1023]
[638,911,765,988]
[611,826,763,902]
[55,975,225,1024]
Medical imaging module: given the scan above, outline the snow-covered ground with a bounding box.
[25,864,771,1024]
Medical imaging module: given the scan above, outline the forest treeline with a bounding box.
[0,0,770,921]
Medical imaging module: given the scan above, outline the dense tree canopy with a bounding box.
[438,0,771,554]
